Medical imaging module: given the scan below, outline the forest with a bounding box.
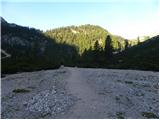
[1,18,159,74]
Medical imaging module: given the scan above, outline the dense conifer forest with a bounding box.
[1,17,159,73]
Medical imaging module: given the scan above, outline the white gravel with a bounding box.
[81,68,159,118]
[1,68,76,118]
[1,67,159,119]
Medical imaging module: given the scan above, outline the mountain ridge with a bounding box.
[44,24,138,54]
[1,17,159,73]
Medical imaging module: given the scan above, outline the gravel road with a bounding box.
[1,67,159,118]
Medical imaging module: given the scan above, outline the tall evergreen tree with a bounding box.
[94,40,101,52]
[93,40,101,62]
[125,39,129,50]
[104,35,113,58]
[118,41,122,52]
[137,36,140,44]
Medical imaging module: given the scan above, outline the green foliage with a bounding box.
[137,36,140,44]
[114,35,159,71]
[125,81,133,84]
[105,35,113,58]
[141,112,158,118]
[44,24,134,54]
[79,35,159,71]
[124,39,129,50]
[1,21,79,74]
[13,89,30,93]
[116,112,125,119]
[94,40,101,52]
[1,18,158,73]
[45,25,106,54]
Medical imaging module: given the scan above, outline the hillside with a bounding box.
[114,35,159,71]
[45,24,137,54]
[1,17,79,73]
[1,17,158,73]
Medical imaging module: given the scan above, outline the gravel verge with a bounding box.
[1,68,76,119]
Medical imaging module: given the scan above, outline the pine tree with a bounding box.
[125,39,129,50]
[94,40,101,52]
[117,41,122,52]
[137,36,140,44]
[104,35,113,58]
[93,40,101,62]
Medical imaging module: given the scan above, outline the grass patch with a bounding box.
[115,96,120,101]
[142,112,158,118]
[12,88,30,93]
[141,84,150,88]
[116,112,125,119]
[117,80,122,82]
[125,81,133,84]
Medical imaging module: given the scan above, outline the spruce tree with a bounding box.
[125,39,129,50]
[93,40,101,62]
[104,35,113,58]
[118,41,122,52]
[94,40,101,52]
[137,36,140,44]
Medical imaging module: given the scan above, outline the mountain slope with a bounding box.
[1,17,158,73]
[45,24,137,54]
[1,17,79,73]
[114,35,159,71]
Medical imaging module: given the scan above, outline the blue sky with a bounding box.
[1,0,158,39]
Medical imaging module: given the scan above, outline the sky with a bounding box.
[1,0,159,39]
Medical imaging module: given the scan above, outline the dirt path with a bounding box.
[56,67,108,118]
[56,67,158,119]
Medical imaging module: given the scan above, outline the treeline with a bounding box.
[45,24,138,54]
[45,25,137,68]
[79,35,159,71]
[1,18,158,74]
[1,21,79,74]
[1,23,132,74]
[114,35,159,71]
[79,35,131,67]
